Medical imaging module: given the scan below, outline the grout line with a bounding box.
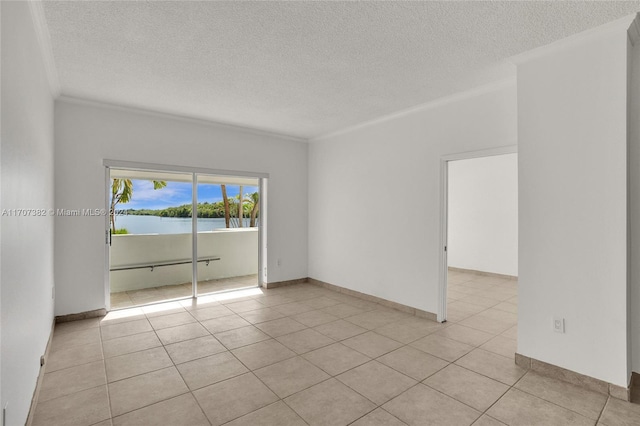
[99,325,114,423]
[188,390,213,426]
[449,291,604,424]
[109,386,193,420]
[154,304,213,426]
[208,324,309,422]
[40,287,345,423]
[197,288,427,423]
[102,334,162,359]
[279,399,313,426]
[512,380,606,422]
[416,381,487,418]
[596,396,610,425]
[431,342,519,421]
[103,351,174,385]
[33,384,110,411]
[45,281,527,425]
[40,348,104,374]
[376,350,449,382]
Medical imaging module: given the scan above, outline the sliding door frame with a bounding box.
[103,159,269,311]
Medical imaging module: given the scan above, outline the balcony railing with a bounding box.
[109,227,258,292]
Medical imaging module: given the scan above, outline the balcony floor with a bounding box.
[110,274,259,309]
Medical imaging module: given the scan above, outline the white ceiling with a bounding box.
[41,1,640,140]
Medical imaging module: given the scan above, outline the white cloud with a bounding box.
[122,180,192,209]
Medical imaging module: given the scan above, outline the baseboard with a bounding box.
[55,308,107,323]
[448,266,517,281]
[307,278,438,321]
[515,353,630,401]
[25,319,55,426]
[631,371,640,403]
[263,278,309,289]
[56,277,435,323]
[514,353,531,370]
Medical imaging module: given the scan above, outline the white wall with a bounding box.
[110,229,258,291]
[448,154,518,276]
[517,27,630,386]
[55,100,308,316]
[1,2,56,424]
[308,82,517,315]
[630,30,640,376]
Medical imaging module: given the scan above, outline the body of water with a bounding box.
[114,215,253,234]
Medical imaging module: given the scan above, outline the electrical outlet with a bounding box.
[553,317,565,333]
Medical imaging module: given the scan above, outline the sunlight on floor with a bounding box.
[110,274,259,309]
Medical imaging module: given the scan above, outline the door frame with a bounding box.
[438,146,517,322]
[103,159,269,311]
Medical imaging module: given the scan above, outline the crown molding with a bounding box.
[28,0,61,97]
[57,95,309,143]
[310,77,516,143]
[628,14,640,46]
[510,13,637,65]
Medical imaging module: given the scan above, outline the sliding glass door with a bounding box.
[108,169,194,309]
[105,163,265,310]
[195,174,260,296]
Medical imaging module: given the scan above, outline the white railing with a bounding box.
[109,228,258,292]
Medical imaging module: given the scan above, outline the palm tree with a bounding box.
[238,185,244,227]
[110,179,166,232]
[246,192,260,227]
[219,185,258,228]
[221,184,230,228]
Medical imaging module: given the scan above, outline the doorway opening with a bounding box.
[439,147,518,339]
[105,162,267,310]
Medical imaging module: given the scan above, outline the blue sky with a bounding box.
[122,180,258,210]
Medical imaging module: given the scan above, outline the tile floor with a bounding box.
[33,271,640,425]
[110,275,259,309]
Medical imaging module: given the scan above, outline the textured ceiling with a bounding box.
[42,1,640,139]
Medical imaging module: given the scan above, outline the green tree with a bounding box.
[228,191,259,227]
[110,179,166,232]
[238,185,244,228]
[246,192,260,227]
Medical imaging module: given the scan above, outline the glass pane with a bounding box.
[109,169,193,308]
[196,174,260,295]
